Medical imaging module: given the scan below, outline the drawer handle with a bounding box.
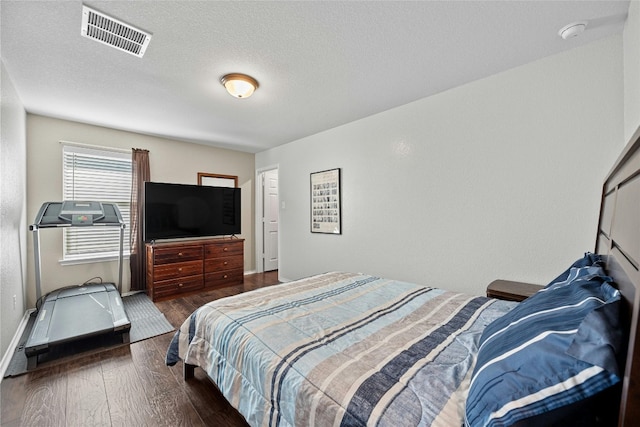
[178,267,183,272]
[223,274,228,279]
[223,247,229,252]
[178,252,183,256]
[223,261,228,266]
[178,283,183,287]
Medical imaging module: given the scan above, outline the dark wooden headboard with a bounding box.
[595,126,640,426]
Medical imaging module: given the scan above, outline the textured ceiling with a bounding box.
[0,1,630,153]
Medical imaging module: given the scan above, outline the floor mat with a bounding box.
[124,292,175,343]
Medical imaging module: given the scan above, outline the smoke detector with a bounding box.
[81,5,152,57]
[558,22,587,40]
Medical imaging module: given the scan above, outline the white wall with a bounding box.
[625,0,640,140]
[26,115,255,307]
[0,60,27,358]
[256,36,624,296]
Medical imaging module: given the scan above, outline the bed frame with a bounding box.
[182,128,640,425]
[596,126,640,426]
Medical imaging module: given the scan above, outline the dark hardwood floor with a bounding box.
[0,271,280,427]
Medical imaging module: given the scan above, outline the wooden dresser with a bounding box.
[146,238,244,301]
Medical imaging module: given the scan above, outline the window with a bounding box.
[62,143,132,262]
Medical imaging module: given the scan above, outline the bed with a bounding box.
[166,127,640,427]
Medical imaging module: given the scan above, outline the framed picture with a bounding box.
[310,168,341,234]
[197,173,238,188]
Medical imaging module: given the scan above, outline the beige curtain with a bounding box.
[130,148,150,291]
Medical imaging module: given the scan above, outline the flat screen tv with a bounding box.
[143,182,241,242]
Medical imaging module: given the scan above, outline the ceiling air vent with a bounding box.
[81,5,151,58]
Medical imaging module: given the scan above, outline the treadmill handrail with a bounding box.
[30,202,126,301]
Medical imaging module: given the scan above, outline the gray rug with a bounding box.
[4,293,174,377]
[124,292,175,343]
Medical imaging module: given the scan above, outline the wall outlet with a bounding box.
[13,295,17,310]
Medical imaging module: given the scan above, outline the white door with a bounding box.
[263,169,279,271]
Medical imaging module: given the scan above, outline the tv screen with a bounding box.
[143,182,241,242]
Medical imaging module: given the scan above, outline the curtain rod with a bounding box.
[59,140,131,154]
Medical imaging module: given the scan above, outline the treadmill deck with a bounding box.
[25,282,130,368]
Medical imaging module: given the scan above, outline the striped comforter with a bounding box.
[166,272,516,427]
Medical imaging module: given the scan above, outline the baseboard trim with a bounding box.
[0,308,35,381]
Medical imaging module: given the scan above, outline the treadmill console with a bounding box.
[58,201,105,224]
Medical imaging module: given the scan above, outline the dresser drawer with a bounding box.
[152,276,204,300]
[204,255,243,273]
[205,241,243,258]
[205,268,243,288]
[152,245,203,265]
[146,238,244,301]
[152,260,203,281]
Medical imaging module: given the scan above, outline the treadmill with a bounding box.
[25,201,131,369]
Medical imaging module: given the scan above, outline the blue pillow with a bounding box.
[465,261,621,427]
[543,252,602,289]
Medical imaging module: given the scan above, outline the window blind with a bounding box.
[62,144,132,260]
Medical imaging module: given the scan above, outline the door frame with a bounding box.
[255,165,279,274]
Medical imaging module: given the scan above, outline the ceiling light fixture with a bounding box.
[558,21,587,40]
[221,73,259,99]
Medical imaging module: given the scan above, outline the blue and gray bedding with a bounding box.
[167,272,514,426]
[167,257,622,427]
